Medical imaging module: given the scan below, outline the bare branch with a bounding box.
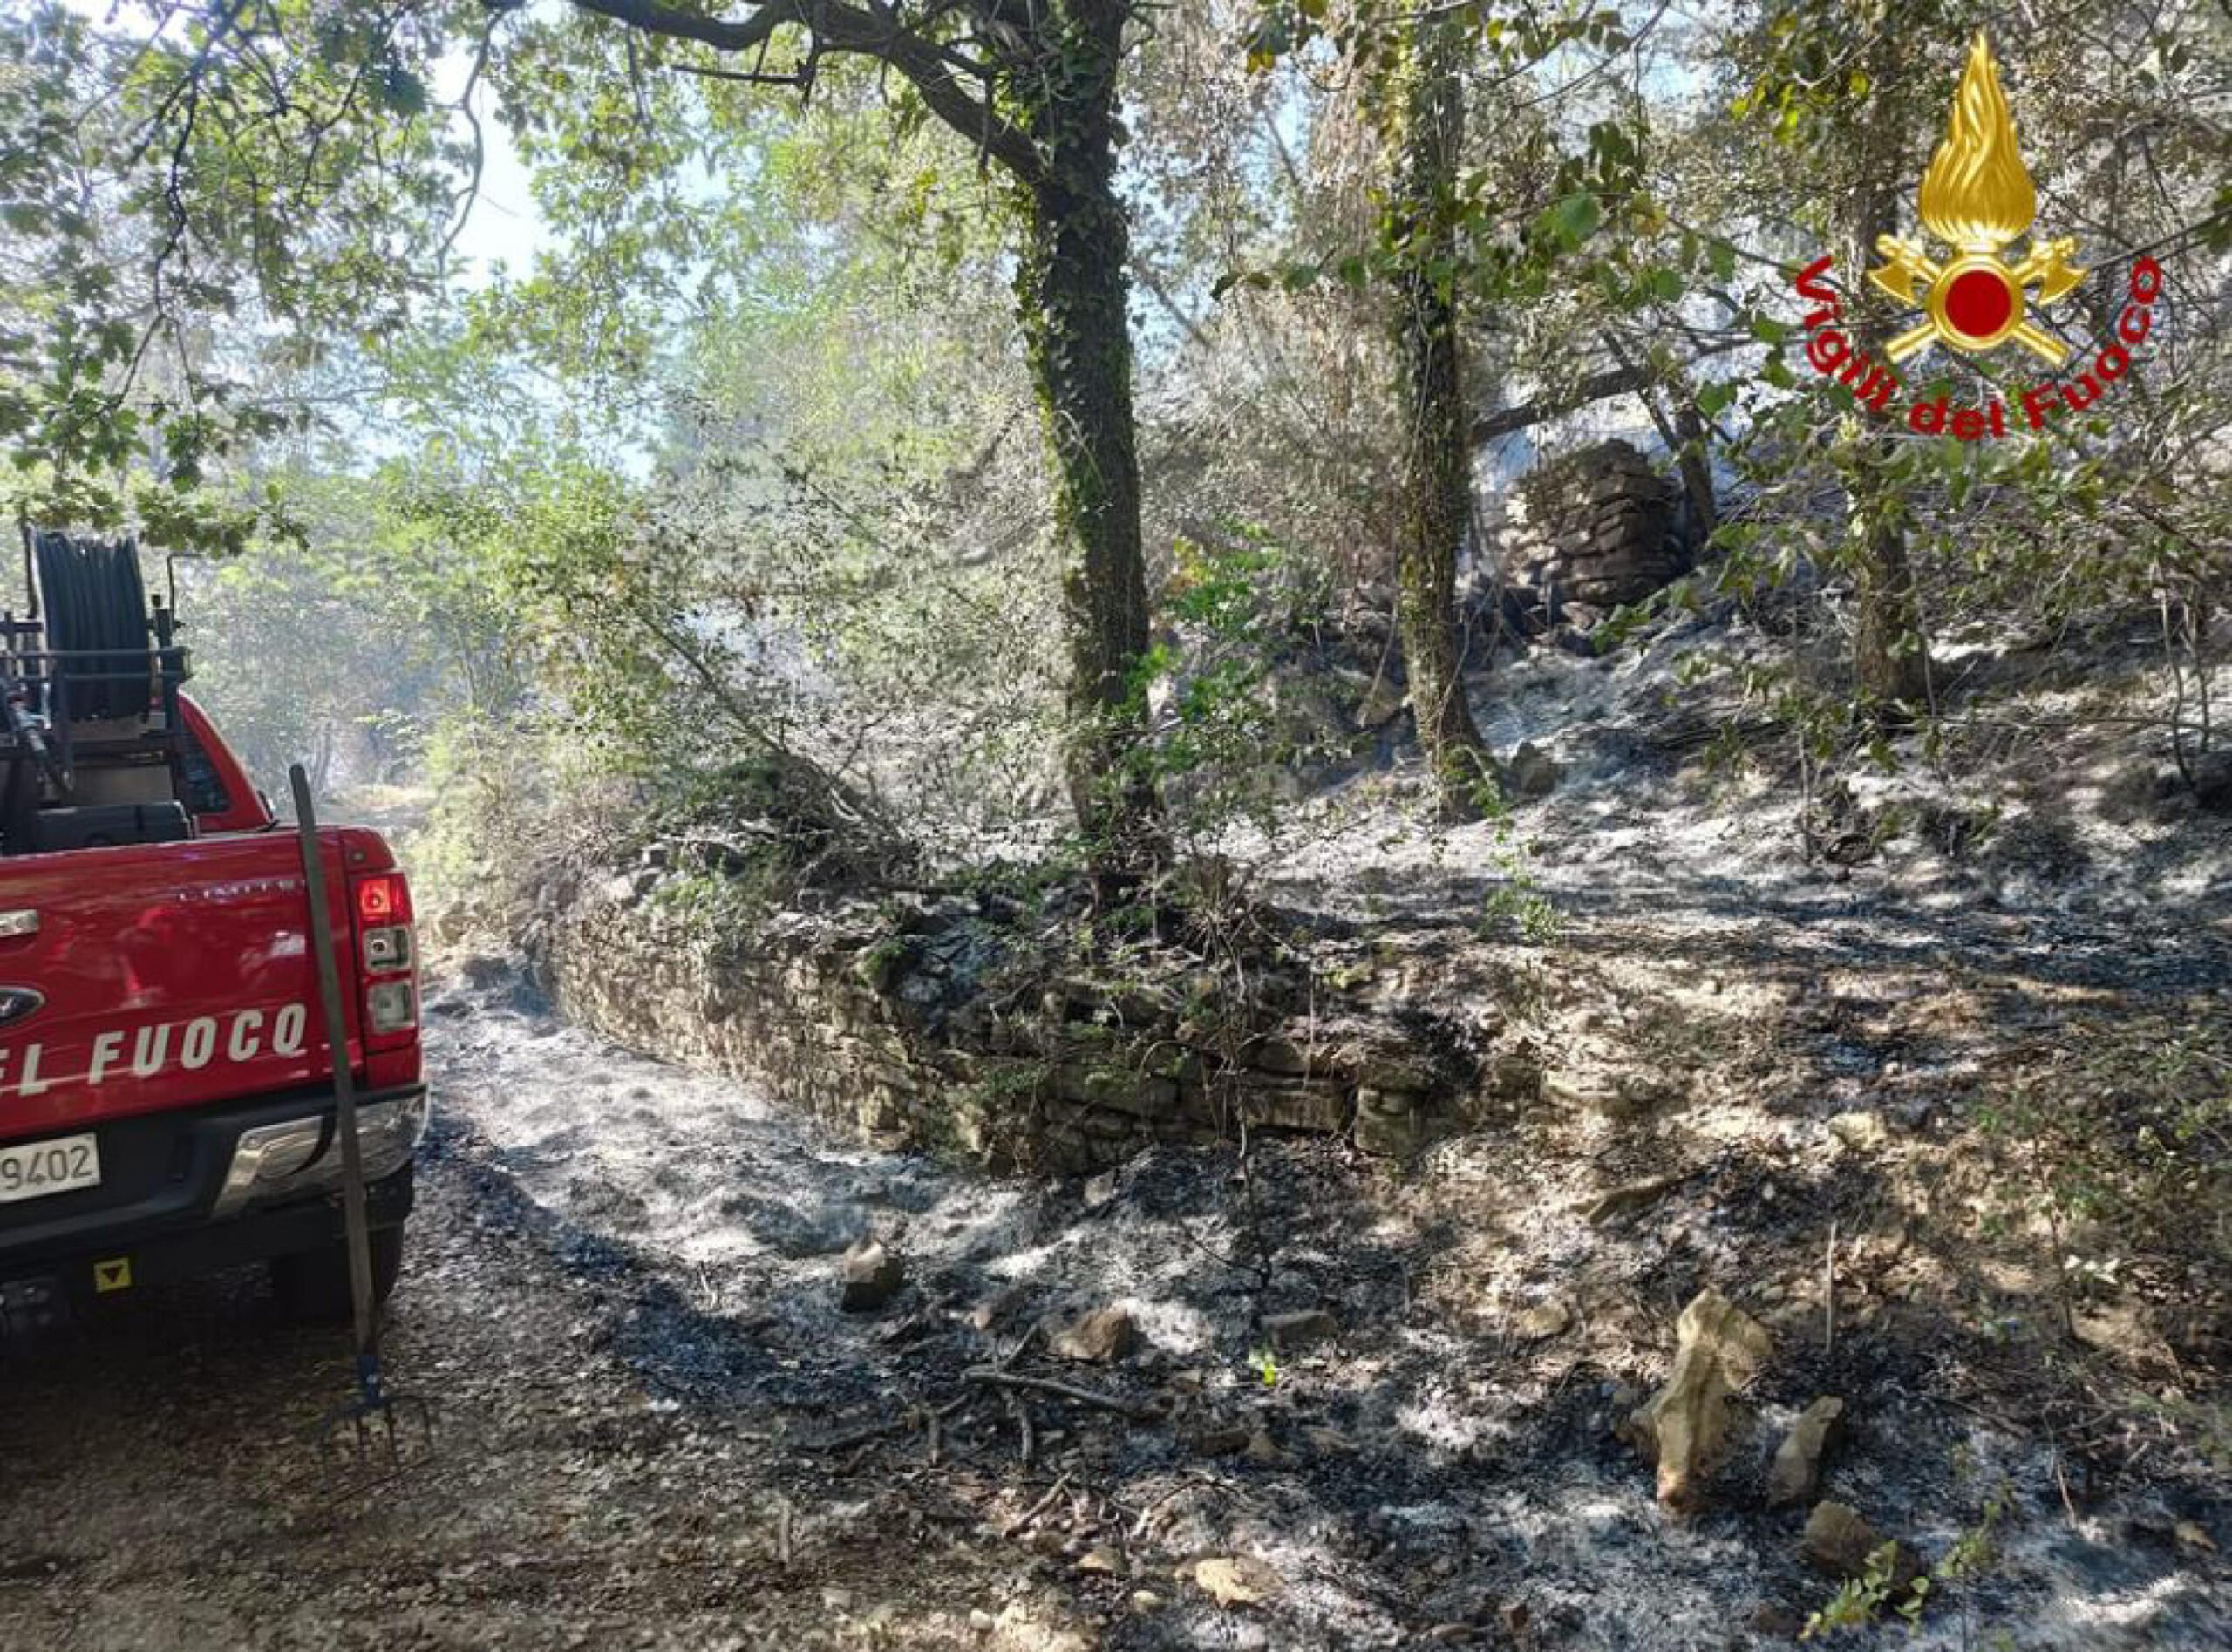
[664,58,809,88]
[438,14,504,265]
[561,0,1049,187]
[1470,337,1748,446]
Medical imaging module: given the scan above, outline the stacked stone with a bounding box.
[1502,438,1688,611]
[544,867,1531,1178]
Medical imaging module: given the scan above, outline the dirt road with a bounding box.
[0,971,1036,1652]
[2,964,2224,1651]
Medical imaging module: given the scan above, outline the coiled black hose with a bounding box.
[32,531,150,721]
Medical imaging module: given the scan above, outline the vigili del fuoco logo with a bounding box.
[1788,33,2163,440]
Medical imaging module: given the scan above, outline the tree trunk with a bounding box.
[1852,494,1927,713]
[1012,7,1158,867]
[1672,403,1718,547]
[1382,17,1494,812]
[1843,94,1931,721]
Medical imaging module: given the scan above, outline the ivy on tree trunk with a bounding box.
[1378,14,1496,812]
[1841,77,1932,724]
[1011,5,1159,867]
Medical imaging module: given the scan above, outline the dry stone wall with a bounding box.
[1502,438,1692,623]
[532,863,1523,1174]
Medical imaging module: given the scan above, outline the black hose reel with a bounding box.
[31,531,154,722]
[0,531,194,853]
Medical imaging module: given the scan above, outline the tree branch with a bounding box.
[563,0,1048,186]
[438,14,502,264]
[1470,337,1747,446]
[565,0,791,55]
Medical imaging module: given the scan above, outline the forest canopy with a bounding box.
[0,0,2224,877]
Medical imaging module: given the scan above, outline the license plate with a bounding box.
[0,1132,100,1204]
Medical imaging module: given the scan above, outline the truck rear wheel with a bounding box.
[269,1225,405,1322]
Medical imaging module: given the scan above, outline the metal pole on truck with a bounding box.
[290,764,429,1462]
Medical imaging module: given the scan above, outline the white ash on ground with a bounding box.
[3,599,2227,1649]
[20,953,2220,1650]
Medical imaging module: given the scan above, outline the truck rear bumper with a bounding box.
[0,1164,414,1320]
[0,1082,424,1321]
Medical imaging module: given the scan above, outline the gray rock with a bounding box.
[838,1237,905,1313]
[1237,1075,1350,1133]
[1055,1064,1178,1118]
[2193,751,2232,814]
[1193,1555,1281,1607]
[1244,1035,1314,1076]
[1801,1501,1918,1587]
[1263,1308,1339,1349]
[1354,1088,1435,1156]
[1506,742,1561,799]
[1048,1303,1136,1363]
[459,954,514,989]
[1827,1110,1890,1151]
[1514,1300,1572,1341]
[1242,1428,1289,1465]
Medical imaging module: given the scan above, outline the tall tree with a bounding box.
[1840,28,1932,719]
[1242,0,1502,812]
[1372,10,1496,809]
[1241,2,1648,813]
[518,2,1163,862]
[1721,0,1954,721]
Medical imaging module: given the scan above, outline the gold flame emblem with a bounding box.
[1868,34,2082,365]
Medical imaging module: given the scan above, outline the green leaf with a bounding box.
[380,66,428,117]
[1534,191,1603,251]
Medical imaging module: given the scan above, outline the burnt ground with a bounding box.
[3,619,2229,1650]
[1,926,2226,1652]
[0,1043,1014,1652]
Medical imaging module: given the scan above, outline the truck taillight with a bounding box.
[349,867,418,1050]
[356,873,410,927]
[364,924,413,973]
[366,980,418,1034]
